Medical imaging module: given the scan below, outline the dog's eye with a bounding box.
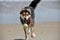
[22,12,25,16]
[22,14,25,16]
[26,12,29,16]
[26,14,29,16]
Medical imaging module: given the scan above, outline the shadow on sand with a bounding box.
[14,39,25,40]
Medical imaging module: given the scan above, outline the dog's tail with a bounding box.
[29,0,41,9]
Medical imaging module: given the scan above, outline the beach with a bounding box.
[0,22,60,40]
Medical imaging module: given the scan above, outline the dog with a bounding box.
[20,0,41,40]
[20,7,35,39]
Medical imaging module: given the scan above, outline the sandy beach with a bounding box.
[0,22,60,40]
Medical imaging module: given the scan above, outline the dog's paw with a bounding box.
[27,28,30,34]
[31,33,36,38]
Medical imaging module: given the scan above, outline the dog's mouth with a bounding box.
[23,17,30,25]
[23,18,27,24]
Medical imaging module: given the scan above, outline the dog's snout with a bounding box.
[24,18,27,24]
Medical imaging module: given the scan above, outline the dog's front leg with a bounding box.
[23,27,27,40]
[31,24,35,38]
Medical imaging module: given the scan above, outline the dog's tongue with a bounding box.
[27,18,30,25]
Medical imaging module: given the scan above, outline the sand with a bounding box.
[0,22,60,40]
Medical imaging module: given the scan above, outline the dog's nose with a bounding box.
[24,18,26,20]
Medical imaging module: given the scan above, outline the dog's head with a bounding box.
[20,8,31,24]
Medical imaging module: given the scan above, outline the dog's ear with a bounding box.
[20,10,23,14]
[20,11,22,14]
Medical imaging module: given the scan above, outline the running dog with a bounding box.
[20,0,41,40]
